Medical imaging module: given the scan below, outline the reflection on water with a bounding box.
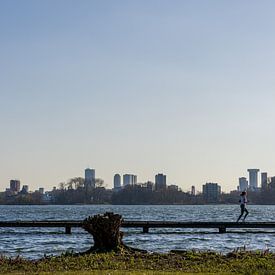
[0,205,274,259]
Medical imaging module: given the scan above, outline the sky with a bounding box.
[1,0,275,192]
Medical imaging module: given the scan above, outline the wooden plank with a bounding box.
[123,221,275,229]
[0,221,82,227]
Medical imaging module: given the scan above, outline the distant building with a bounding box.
[10,180,20,192]
[113,174,121,190]
[42,192,52,203]
[38,188,44,194]
[123,174,137,187]
[143,181,154,191]
[155,174,167,191]
[202,182,221,203]
[21,185,29,194]
[261,172,268,190]
[191,185,196,195]
[167,185,179,191]
[247,169,260,190]
[85,168,95,188]
[238,177,248,192]
[269,177,275,189]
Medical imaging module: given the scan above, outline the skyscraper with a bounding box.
[239,177,248,192]
[10,180,20,192]
[261,172,268,190]
[123,174,137,186]
[113,174,121,189]
[191,185,196,195]
[202,182,221,203]
[85,168,95,188]
[155,173,167,191]
[247,169,260,190]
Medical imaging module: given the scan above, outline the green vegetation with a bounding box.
[0,250,274,274]
[0,272,208,275]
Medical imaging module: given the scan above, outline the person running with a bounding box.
[237,191,249,222]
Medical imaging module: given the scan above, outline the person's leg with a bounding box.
[237,205,244,222]
[243,208,249,221]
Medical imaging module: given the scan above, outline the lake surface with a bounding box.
[0,205,274,259]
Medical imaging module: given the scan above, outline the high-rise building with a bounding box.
[85,168,95,188]
[10,180,20,192]
[155,173,167,191]
[202,182,221,203]
[113,174,121,189]
[247,169,260,190]
[261,172,268,190]
[239,177,248,192]
[270,177,275,189]
[123,174,137,186]
[123,174,130,186]
[191,185,196,195]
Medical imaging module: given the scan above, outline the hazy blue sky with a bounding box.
[1,1,275,192]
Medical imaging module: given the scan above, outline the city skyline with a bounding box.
[3,166,273,193]
[3,165,275,205]
[1,1,275,192]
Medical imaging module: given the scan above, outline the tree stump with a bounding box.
[82,212,124,252]
[82,212,147,254]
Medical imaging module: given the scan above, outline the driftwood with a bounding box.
[82,212,146,253]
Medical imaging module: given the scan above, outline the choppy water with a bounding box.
[0,205,274,259]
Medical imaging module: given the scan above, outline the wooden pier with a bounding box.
[0,221,275,234]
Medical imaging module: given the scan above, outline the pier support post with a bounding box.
[65,226,71,234]
[143,226,149,233]
[219,226,226,234]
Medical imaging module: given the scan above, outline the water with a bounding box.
[0,205,274,259]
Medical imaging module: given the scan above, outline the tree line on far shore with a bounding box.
[1,177,275,205]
